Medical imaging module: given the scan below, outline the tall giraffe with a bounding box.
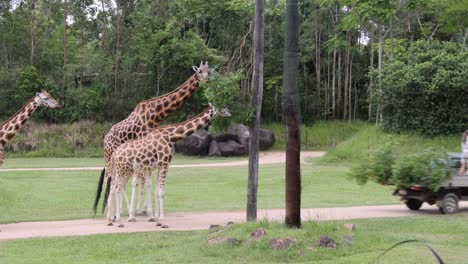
[104,104,230,227]
[93,62,210,214]
[0,90,61,166]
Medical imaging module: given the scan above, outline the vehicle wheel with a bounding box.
[438,193,459,214]
[405,199,423,210]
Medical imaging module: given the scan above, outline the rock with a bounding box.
[250,228,266,240]
[213,132,238,143]
[218,140,246,156]
[269,238,294,250]
[228,124,250,147]
[208,224,221,232]
[175,129,211,156]
[317,235,337,248]
[226,221,235,226]
[344,223,355,232]
[208,140,222,156]
[207,236,226,245]
[226,238,240,247]
[259,129,275,150]
[342,235,354,246]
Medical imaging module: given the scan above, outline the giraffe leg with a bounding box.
[106,187,115,226]
[156,163,168,226]
[122,189,130,213]
[136,177,144,215]
[116,190,124,228]
[128,176,138,222]
[145,175,155,222]
[0,148,4,167]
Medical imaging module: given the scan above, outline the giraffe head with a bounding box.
[34,90,61,109]
[192,61,210,83]
[209,103,231,117]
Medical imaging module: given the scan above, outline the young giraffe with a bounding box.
[0,90,61,166]
[106,104,230,227]
[93,62,210,215]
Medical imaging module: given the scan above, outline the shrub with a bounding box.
[348,144,396,185]
[390,149,450,191]
[377,40,468,136]
[201,71,254,132]
[348,145,451,192]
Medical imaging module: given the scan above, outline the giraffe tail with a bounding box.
[93,168,106,215]
[103,176,111,214]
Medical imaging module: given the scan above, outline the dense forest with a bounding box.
[0,0,466,135]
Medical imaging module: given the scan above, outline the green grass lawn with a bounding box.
[0,155,245,169]
[0,161,398,223]
[1,215,467,263]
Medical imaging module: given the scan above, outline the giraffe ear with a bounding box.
[192,66,199,72]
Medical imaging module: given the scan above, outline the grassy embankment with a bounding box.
[6,120,459,160]
[1,216,468,263]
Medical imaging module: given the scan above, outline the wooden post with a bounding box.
[247,0,264,221]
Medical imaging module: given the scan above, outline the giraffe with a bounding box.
[0,90,61,166]
[93,61,210,215]
[105,104,230,227]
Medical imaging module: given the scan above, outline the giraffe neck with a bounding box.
[0,98,39,146]
[133,74,200,127]
[158,106,215,142]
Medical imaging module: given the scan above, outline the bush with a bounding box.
[348,144,396,185]
[348,146,451,192]
[201,71,253,132]
[390,150,450,191]
[377,41,468,136]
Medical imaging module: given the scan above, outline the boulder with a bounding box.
[259,128,275,150]
[228,124,250,147]
[317,235,337,248]
[174,129,211,156]
[269,238,295,250]
[226,238,240,247]
[208,140,222,156]
[218,140,246,156]
[344,223,355,232]
[250,228,266,240]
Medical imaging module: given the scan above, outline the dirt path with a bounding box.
[0,151,324,172]
[2,202,465,241]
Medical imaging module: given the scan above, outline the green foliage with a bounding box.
[348,144,396,185]
[378,40,468,136]
[391,149,450,191]
[348,143,451,191]
[201,71,254,132]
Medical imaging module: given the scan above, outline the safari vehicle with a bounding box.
[395,153,468,214]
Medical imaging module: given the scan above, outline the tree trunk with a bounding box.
[114,9,122,96]
[29,0,36,65]
[315,11,321,117]
[348,58,352,121]
[63,0,67,68]
[368,25,374,121]
[247,0,264,222]
[332,48,336,119]
[377,25,384,124]
[282,0,301,228]
[337,52,342,119]
[343,31,350,120]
